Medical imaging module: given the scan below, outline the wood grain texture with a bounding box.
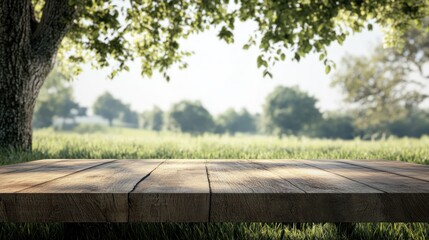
[22,159,163,193]
[0,159,428,222]
[338,159,429,182]
[250,159,381,193]
[129,159,209,222]
[0,159,114,193]
[300,159,429,193]
[208,160,384,222]
[0,159,67,174]
[0,159,163,222]
[300,159,429,222]
[208,159,307,222]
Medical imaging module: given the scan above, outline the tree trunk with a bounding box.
[0,0,76,151]
[0,1,35,151]
[0,78,37,151]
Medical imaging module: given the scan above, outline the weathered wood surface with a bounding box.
[0,159,428,222]
[0,159,69,174]
[129,160,209,222]
[337,159,429,182]
[0,159,114,193]
[10,159,163,222]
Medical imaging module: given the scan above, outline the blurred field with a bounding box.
[0,128,428,239]
[2,128,429,165]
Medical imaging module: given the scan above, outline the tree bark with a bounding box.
[0,0,75,151]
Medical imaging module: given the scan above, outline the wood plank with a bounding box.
[249,159,429,222]
[21,159,163,193]
[250,159,381,193]
[0,159,114,193]
[300,159,429,193]
[300,159,429,222]
[209,159,386,222]
[129,159,209,222]
[0,159,163,222]
[338,159,429,182]
[0,159,428,223]
[208,159,308,222]
[0,159,67,174]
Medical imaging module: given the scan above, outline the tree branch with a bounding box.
[30,0,76,61]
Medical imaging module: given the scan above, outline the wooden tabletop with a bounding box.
[0,159,428,223]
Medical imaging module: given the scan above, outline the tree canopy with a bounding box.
[141,106,164,131]
[332,26,429,130]
[310,113,356,139]
[1,0,429,151]
[215,108,257,135]
[93,92,126,126]
[44,0,429,78]
[166,100,214,135]
[119,106,140,128]
[264,86,321,136]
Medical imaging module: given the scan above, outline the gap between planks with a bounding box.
[1,159,428,222]
[127,159,167,222]
[336,159,429,183]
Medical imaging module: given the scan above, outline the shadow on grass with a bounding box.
[0,223,428,240]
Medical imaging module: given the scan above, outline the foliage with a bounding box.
[166,100,214,135]
[387,110,429,138]
[331,26,429,130]
[6,0,427,151]
[309,113,357,139]
[93,92,133,126]
[215,108,257,135]
[297,108,429,139]
[52,0,429,79]
[391,17,429,78]
[263,86,321,136]
[141,106,164,131]
[119,106,139,128]
[33,70,86,129]
[332,47,428,130]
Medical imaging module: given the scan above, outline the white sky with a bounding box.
[72,22,383,115]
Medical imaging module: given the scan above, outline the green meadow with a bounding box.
[0,128,428,240]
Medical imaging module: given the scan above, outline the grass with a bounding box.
[0,128,428,239]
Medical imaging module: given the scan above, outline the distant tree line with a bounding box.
[33,80,429,139]
[93,92,139,128]
[33,24,429,139]
[137,84,429,139]
[33,78,429,139]
[140,102,259,136]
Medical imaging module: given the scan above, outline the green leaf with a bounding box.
[218,26,234,44]
[294,53,301,62]
[257,56,268,68]
[263,70,273,78]
[325,65,331,74]
[58,0,424,81]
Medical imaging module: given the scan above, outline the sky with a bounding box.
[72,21,384,116]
